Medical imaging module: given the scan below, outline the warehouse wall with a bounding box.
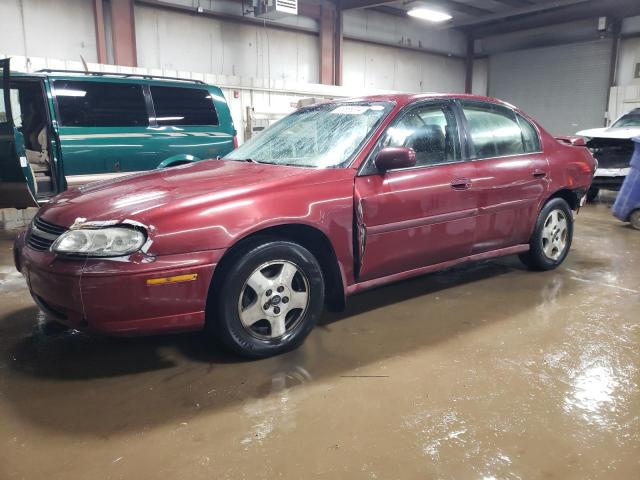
[488,40,612,135]
[0,0,97,62]
[472,58,489,96]
[135,5,468,93]
[134,4,320,83]
[343,40,465,93]
[617,37,640,87]
[0,0,469,95]
[343,9,466,57]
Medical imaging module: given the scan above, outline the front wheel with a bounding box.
[208,239,325,358]
[519,198,573,271]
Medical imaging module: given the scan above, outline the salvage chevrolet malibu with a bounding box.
[13,94,596,358]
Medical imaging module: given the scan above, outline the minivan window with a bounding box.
[462,102,525,158]
[150,86,218,126]
[54,80,148,127]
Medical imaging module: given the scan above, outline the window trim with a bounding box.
[149,85,220,127]
[515,111,542,154]
[455,99,543,162]
[357,99,465,177]
[51,79,151,128]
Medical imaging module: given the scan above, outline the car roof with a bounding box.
[10,69,220,90]
[325,92,522,112]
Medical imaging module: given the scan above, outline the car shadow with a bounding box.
[1,255,580,436]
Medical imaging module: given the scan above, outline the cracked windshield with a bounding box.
[225,101,393,168]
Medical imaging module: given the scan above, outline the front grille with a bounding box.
[26,216,67,252]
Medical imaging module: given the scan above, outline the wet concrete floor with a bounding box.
[0,199,638,479]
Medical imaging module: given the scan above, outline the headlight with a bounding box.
[52,227,146,257]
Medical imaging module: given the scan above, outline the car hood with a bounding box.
[576,126,640,139]
[38,160,353,228]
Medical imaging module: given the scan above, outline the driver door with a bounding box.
[0,58,37,209]
[354,101,477,282]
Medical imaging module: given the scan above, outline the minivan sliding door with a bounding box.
[0,58,38,209]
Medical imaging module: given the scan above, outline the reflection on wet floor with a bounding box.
[0,198,638,479]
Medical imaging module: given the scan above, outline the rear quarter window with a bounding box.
[53,80,148,127]
[150,86,219,126]
[516,113,541,153]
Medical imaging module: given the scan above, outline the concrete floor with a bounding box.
[0,199,638,480]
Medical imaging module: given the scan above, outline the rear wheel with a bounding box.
[586,186,599,202]
[630,210,640,231]
[519,198,573,271]
[208,239,324,358]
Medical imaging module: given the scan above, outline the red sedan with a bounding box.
[14,94,596,358]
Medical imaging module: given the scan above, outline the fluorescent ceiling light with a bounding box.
[407,7,452,22]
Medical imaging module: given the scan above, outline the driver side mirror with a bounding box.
[374,147,416,172]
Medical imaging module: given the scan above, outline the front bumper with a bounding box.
[591,167,629,190]
[14,232,224,335]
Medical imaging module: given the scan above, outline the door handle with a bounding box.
[450,177,472,190]
[532,169,547,178]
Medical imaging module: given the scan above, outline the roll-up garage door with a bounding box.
[488,40,612,135]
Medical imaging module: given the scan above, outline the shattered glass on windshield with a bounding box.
[225,101,393,168]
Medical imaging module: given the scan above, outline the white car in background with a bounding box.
[577,108,640,201]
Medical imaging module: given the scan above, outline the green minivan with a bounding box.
[0,58,237,209]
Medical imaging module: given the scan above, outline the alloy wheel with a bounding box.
[237,260,310,341]
[541,209,568,260]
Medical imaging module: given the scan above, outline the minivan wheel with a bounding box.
[586,186,599,202]
[208,239,324,358]
[519,197,573,271]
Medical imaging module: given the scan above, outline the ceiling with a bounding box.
[338,0,640,37]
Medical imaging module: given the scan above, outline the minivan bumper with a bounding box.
[14,233,224,335]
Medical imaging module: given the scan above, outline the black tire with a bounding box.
[630,210,640,231]
[519,197,574,271]
[586,186,599,202]
[207,239,324,359]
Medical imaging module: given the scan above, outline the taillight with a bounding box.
[233,135,238,149]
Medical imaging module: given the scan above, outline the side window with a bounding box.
[517,113,541,153]
[381,103,460,167]
[461,102,524,158]
[150,86,218,126]
[54,80,148,127]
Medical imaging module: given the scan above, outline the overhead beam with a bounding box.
[370,5,407,17]
[111,0,137,66]
[492,0,535,6]
[438,1,494,16]
[340,0,397,10]
[451,0,589,28]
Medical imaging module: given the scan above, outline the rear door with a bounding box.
[457,101,549,253]
[0,58,37,209]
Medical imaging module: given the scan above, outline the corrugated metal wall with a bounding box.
[488,40,612,135]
